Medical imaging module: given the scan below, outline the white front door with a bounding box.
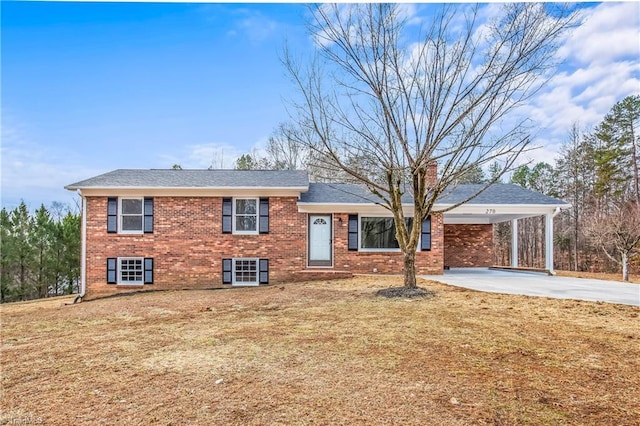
[309,214,332,267]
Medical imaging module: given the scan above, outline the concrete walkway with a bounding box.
[421,268,640,307]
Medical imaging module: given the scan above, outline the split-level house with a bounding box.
[65,169,569,299]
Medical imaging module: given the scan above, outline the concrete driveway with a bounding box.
[421,268,640,306]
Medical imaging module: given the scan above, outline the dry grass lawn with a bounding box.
[1,276,639,425]
[556,270,640,284]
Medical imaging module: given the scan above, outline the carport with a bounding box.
[437,184,571,273]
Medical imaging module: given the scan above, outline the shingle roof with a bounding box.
[65,169,310,189]
[66,169,567,206]
[436,183,567,205]
[299,182,567,206]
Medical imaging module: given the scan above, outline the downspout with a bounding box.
[74,190,87,303]
[552,207,562,218]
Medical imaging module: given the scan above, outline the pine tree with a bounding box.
[33,205,54,298]
[592,95,640,206]
[9,202,35,301]
[0,208,12,303]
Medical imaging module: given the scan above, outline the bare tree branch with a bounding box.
[285,3,576,288]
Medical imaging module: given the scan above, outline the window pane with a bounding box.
[236,199,256,215]
[234,260,257,283]
[360,217,413,249]
[120,259,143,283]
[122,199,142,215]
[122,216,143,231]
[236,216,257,231]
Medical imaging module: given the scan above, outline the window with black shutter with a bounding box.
[259,259,269,284]
[107,258,117,284]
[222,198,232,234]
[421,216,432,251]
[144,258,154,284]
[143,198,154,233]
[348,215,358,251]
[222,258,232,284]
[107,198,118,233]
[259,198,269,234]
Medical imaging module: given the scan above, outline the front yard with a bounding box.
[1,276,639,425]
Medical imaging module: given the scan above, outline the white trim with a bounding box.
[511,219,519,268]
[232,197,259,235]
[298,202,571,218]
[117,257,145,285]
[118,197,144,234]
[545,213,554,273]
[307,214,333,267]
[232,258,259,286]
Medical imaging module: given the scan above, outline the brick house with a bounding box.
[66,169,569,299]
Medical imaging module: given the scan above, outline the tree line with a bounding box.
[493,96,639,281]
[0,202,80,303]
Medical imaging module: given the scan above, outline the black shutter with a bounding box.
[222,258,232,284]
[143,198,154,233]
[222,198,232,234]
[107,198,117,233]
[107,258,117,284]
[144,258,154,284]
[259,198,269,234]
[348,215,358,251]
[421,216,432,251]
[259,259,269,284]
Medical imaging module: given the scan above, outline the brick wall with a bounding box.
[332,213,444,275]
[443,224,493,268]
[84,196,445,299]
[85,196,307,299]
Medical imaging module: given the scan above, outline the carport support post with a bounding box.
[545,213,554,274]
[511,219,518,268]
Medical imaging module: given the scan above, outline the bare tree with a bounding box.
[286,4,575,288]
[265,123,308,170]
[586,202,640,282]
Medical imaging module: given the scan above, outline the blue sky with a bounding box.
[2,2,639,211]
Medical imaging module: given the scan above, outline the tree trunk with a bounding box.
[403,250,417,288]
[622,252,629,282]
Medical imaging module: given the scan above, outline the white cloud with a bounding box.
[157,137,270,170]
[1,115,101,210]
[515,2,640,165]
[227,8,279,43]
[557,2,640,65]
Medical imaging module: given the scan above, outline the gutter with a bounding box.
[74,190,87,303]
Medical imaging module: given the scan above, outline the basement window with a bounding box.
[118,258,144,284]
[233,258,258,285]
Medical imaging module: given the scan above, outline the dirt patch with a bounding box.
[376,286,436,299]
[2,276,639,425]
